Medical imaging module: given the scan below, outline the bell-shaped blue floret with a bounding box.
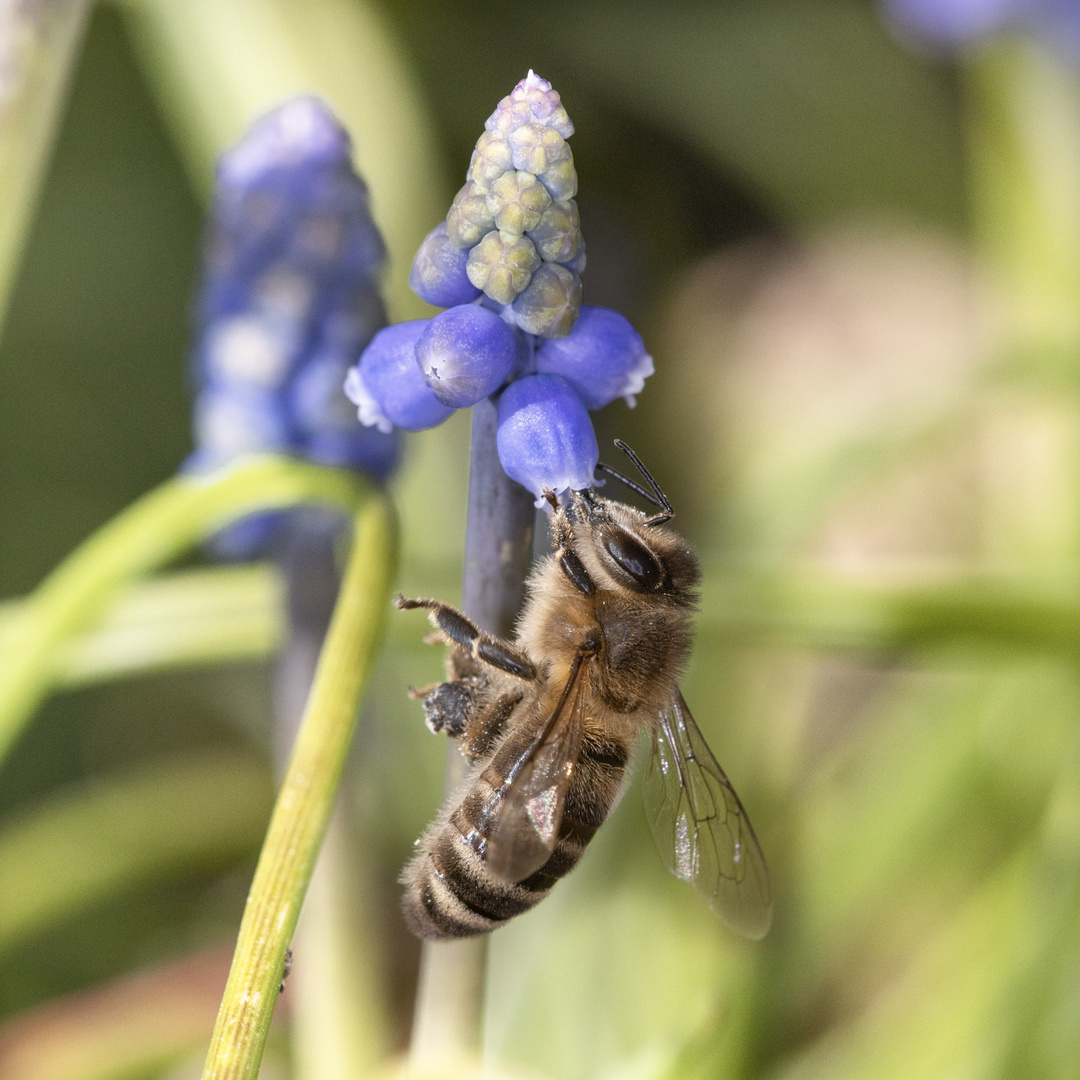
[416,304,517,408]
[533,305,654,409]
[496,373,598,503]
[346,321,454,432]
[409,222,483,308]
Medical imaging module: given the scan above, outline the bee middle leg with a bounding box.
[396,596,536,681]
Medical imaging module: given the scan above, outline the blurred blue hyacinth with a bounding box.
[188,96,398,555]
[882,0,1080,61]
[346,71,653,503]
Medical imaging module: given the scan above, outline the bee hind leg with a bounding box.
[395,596,537,681]
[420,679,475,737]
[418,673,523,760]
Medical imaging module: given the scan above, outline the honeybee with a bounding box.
[397,443,772,940]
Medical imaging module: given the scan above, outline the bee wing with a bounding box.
[482,652,590,884]
[643,689,773,939]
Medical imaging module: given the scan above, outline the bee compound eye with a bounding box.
[602,529,664,590]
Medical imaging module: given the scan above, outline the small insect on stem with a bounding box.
[279,948,294,994]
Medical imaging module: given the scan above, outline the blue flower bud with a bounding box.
[533,305,653,409]
[409,222,483,308]
[446,183,496,247]
[527,200,581,263]
[508,123,568,175]
[469,131,514,188]
[416,305,517,408]
[485,71,574,140]
[496,373,598,502]
[346,321,454,432]
[413,73,585,338]
[485,170,552,234]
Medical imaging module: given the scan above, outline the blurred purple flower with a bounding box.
[882,0,1080,61]
[188,96,398,555]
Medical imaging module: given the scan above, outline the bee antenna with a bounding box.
[596,440,674,526]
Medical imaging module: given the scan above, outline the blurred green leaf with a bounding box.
[0,751,272,952]
[699,564,1080,656]
[0,455,369,770]
[0,947,232,1080]
[0,565,284,689]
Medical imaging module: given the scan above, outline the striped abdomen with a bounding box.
[401,732,631,939]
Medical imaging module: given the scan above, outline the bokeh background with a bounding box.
[2,1,1080,1078]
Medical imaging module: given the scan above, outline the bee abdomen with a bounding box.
[401,821,545,939]
[402,748,627,940]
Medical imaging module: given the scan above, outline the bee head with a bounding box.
[562,473,700,603]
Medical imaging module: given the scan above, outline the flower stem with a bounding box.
[272,513,389,1079]
[201,489,396,1080]
[409,397,535,1068]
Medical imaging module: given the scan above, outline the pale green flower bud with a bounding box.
[527,199,581,263]
[446,182,495,248]
[511,263,582,337]
[485,170,552,235]
[466,230,542,304]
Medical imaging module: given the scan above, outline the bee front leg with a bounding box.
[544,491,596,598]
[395,596,537,681]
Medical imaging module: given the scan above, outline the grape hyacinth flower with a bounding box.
[881,0,1080,62]
[346,71,654,504]
[188,96,398,554]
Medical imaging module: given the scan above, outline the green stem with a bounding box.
[963,42,1080,366]
[0,455,368,771]
[201,490,396,1080]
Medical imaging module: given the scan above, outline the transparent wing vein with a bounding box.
[643,689,772,938]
